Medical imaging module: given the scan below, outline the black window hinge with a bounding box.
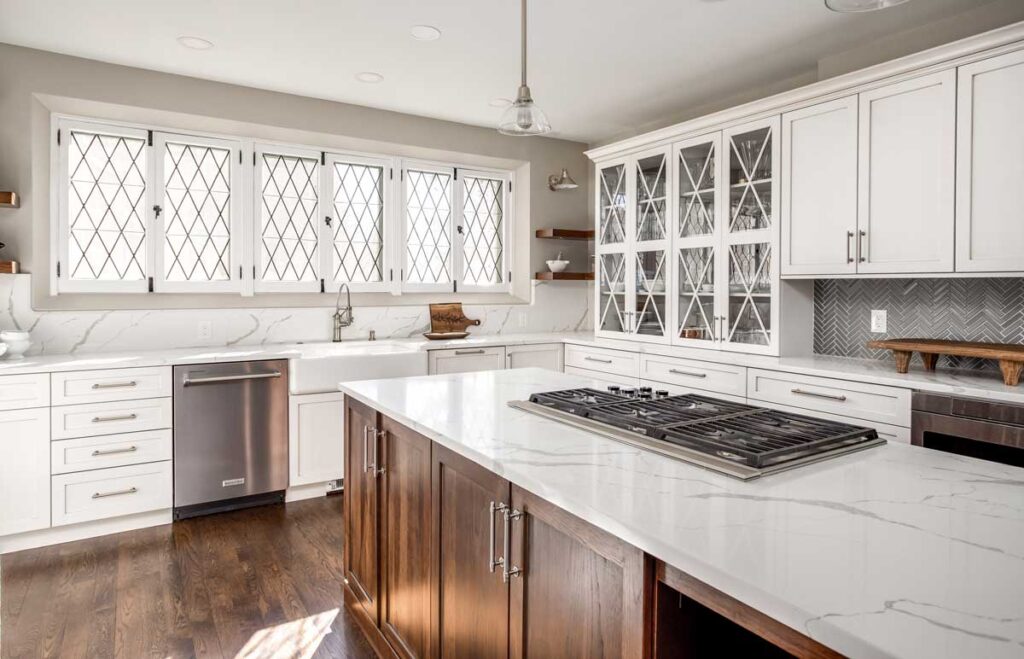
[147,276,154,293]
[147,130,153,147]
[389,168,393,180]
[508,270,512,281]
[253,265,256,279]
[453,279,458,293]
[454,167,459,180]
[56,129,61,146]
[239,265,243,279]
[56,261,61,278]
[320,278,325,293]
[253,152,257,166]
[400,170,404,182]
[508,180,512,192]
[320,152,326,166]
[389,268,393,281]
[239,151,243,165]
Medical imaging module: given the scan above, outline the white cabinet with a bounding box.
[51,366,171,406]
[565,366,639,388]
[0,373,49,411]
[640,354,746,399]
[51,461,172,527]
[51,397,173,439]
[781,96,859,276]
[955,49,1024,273]
[506,343,564,371]
[51,430,173,475]
[0,408,50,536]
[428,346,506,375]
[857,71,956,274]
[564,343,639,378]
[289,392,345,487]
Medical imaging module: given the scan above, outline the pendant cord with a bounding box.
[520,0,527,88]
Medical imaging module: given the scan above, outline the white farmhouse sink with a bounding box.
[289,341,428,394]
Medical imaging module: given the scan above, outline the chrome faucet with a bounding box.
[332,283,354,342]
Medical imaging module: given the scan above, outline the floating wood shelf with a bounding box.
[535,228,595,241]
[0,192,19,208]
[867,338,1024,386]
[535,271,594,281]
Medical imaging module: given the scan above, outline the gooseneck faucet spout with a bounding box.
[332,283,354,342]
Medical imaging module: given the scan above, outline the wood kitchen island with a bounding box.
[339,369,1024,659]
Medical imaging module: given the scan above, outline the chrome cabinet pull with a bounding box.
[669,368,707,379]
[584,356,613,364]
[91,445,138,457]
[362,426,370,473]
[374,429,386,477]
[454,349,486,356]
[502,506,523,582]
[91,413,137,423]
[91,380,137,390]
[858,230,866,263]
[92,486,138,499]
[488,501,505,573]
[846,231,855,264]
[791,388,848,402]
[371,428,381,478]
[182,371,281,387]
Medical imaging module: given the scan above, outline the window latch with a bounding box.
[457,225,464,235]
[325,216,333,228]
[153,205,163,218]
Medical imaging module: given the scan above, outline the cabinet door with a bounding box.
[781,97,858,275]
[857,71,955,273]
[509,485,646,659]
[344,396,380,624]
[631,148,671,343]
[428,347,506,375]
[956,49,1024,272]
[0,408,50,536]
[506,344,564,371]
[673,133,723,348]
[380,416,433,659]
[432,444,510,659]
[289,392,345,486]
[596,161,631,339]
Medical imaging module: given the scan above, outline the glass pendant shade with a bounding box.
[825,0,911,12]
[498,88,551,136]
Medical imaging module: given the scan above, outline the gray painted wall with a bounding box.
[813,278,1024,371]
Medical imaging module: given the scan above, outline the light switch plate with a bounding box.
[870,310,887,334]
[517,310,528,328]
[197,320,213,341]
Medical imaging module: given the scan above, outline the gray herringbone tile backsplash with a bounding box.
[814,278,1024,371]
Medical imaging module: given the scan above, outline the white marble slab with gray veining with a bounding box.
[340,368,1024,659]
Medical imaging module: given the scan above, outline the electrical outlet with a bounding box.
[517,310,528,328]
[870,310,887,334]
[197,320,214,342]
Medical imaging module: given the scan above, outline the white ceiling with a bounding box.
[0,0,1004,143]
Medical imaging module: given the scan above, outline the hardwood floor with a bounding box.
[1,495,376,659]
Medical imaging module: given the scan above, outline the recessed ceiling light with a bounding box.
[355,71,384,84]
[177,35,214,50]
[825,0,911,12]
[489,98,513,108]
[410,25,442,41]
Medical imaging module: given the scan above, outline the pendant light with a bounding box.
[825,0,911,12]
[498,0,551,136]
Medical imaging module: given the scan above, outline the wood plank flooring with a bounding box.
[1,495,376,659]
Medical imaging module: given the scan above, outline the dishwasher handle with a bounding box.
[182,371,282,387]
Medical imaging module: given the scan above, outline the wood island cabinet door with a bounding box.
[379,416,433,659]
[344,397,381,625]
[508,485,647,659]
[432,445,511,659]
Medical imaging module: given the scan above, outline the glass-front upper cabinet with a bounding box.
[632,149,670,341]
[596,162,629,337]
[722,117,779,352]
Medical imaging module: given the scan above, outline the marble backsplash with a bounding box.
[0,275,592,356]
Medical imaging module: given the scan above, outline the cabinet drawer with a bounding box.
[565,366,639,388]
[51,398,173,440]
[747,369,911,427]
[752,400,910,444]
[51,461,172,527]
[0,373,49,411]
[564,344,639,378]
[428,346,506,375]
[51,366,171,406]
[51,430,173,474]
[641,355,746,398]
[638,379,747,405]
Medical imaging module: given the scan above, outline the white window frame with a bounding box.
[457,167,513,294]
[53,118,154,294]
[252,142,324,294]
[151,131,246,294]
[323,151,397,294]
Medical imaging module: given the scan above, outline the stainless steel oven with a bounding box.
[911,392,1024,468]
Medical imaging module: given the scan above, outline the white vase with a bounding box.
[0,331,30,359]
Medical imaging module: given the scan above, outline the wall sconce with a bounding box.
[547,168,578,191]
[0,192,19,208]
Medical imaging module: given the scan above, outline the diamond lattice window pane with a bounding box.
[405,169,452,284]
[67,130,148,281]
[260,153,319,282]
[333,162,384,283]
[163,141,232,282]
[462,176,504,286]
[636,155,667,242]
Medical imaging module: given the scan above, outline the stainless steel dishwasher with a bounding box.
[173,360,289,519]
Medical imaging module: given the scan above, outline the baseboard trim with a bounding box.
[0,509,172,555]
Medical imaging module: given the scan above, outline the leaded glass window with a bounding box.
[405,169,452,285]
[332,161,385,283]
[259,153,320,283]
[461,175,505,286]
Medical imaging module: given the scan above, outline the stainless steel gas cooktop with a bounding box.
[509,387,884,480]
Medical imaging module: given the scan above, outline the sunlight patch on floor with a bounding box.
[236,608,339,659]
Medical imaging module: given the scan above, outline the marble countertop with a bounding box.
[339,368,1024,659]
[0,332,591,376]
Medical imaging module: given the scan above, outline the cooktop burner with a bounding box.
[516,387,883,479]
